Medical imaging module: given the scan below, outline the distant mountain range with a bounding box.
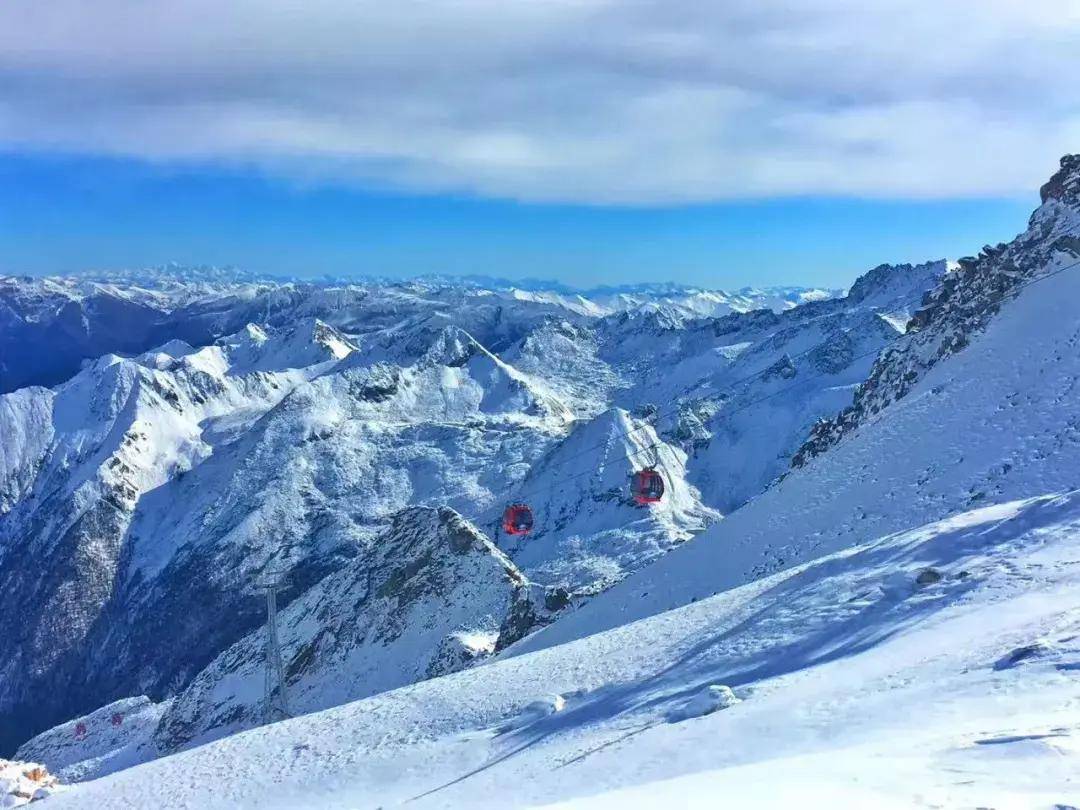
[0,270,839,394]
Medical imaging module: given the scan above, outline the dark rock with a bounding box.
[915,568,943,586]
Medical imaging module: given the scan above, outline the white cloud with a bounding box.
[1,0,1078,203]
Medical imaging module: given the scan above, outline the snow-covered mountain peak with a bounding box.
[411,325,572,423]
[211,318,356,374]
[497,406,718,593]
[845,260,948,312]
[418,324,487,368]
[75,263,276,289]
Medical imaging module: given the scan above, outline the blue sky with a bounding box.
[0,152,1037,289]
[1,1,1074,290]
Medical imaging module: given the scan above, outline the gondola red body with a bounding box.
[502,503,534,535]
[631,468,665,504]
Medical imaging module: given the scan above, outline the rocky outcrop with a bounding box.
[152,507,561,752]
[0,759,62,805]
[794,155,1080,468]
[14,697,166,784]
[1040,153,1080,205]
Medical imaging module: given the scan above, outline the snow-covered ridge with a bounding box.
[794,154,1080,467]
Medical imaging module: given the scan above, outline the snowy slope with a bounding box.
[38,490,1080,808]
[518,156,1080,655]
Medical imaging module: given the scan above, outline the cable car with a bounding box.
[502,503,534,535]
[631,468,665,504]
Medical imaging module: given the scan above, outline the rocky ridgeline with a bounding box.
[153,507,562,751]
[793,155,1080,468]
[14,697,166,784]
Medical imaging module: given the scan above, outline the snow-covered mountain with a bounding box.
[517,153,1080,652]
[0,257,916,757]
[6,155,1078,805]
[17,155,1079,810]
[0,271,838,395]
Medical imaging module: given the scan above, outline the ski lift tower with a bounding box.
[255,569,291,725]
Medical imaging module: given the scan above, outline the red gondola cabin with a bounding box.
[502,503,534,535]
[631,468,665,504]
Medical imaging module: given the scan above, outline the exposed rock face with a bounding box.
[152,507,557,752]
[793,155,1080,468]
[1040,153,1080,204]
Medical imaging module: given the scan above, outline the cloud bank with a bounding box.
[2,0,1078,203]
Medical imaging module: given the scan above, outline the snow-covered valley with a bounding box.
[1,154,1079,808]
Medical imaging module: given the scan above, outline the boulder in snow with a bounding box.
[915,567,943,586]
[993,639,1057,671]
[496,694,567,734]
[667,685,740,722]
